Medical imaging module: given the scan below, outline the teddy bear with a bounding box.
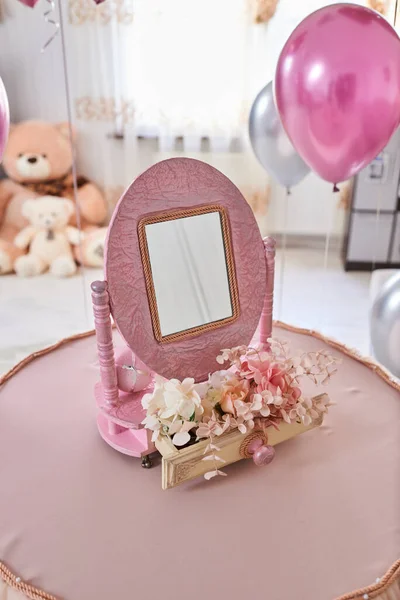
[14,195,82,277]
[73,225,108,268]
[0,120,108,274]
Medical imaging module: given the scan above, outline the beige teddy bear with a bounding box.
[0,120,108,274]
[14,195,82,277]
[73,225,107,268]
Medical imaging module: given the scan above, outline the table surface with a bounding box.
[0,324,399,600]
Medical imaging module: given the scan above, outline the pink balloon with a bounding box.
[17,0,40,7]
[275,4,400,183]
[0,77,9,163]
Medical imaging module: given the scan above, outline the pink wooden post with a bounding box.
[91,280,119,405]
[259,237,276,348]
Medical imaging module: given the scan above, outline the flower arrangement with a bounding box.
[142,338,339,480]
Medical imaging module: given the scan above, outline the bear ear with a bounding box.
[21,199,36,221]
[63,198,75,219]
[56,122,76,141]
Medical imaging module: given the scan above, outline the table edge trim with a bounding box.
[1,558,399,600]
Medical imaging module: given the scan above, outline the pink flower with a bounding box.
[256,364,301,405]
[239,352,272,384]
[196,414,221,439]
[234,397,261,433]
[219,377,250,414]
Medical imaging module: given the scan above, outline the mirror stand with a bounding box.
[91,280,156,465]
[259,237,276,348]
[90,236,276,462]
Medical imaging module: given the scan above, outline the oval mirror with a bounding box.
[105,158,266,382]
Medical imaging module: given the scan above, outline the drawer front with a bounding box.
[156,401,326,490]
[347,212,394,262]
[390,213,400,263]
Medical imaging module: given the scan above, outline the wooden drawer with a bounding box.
[156,394,327,489]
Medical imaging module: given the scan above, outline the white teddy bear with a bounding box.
[14,195,82,277]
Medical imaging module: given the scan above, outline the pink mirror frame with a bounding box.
[102,158,268,383]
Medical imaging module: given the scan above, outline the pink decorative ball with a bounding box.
[253,445,275,467]
[115,347,153,393]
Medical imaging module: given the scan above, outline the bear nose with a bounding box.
[27,156,38,164]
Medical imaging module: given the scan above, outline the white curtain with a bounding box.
[64,0,271,224]
[66,0,268,144]
[129,0,267,152]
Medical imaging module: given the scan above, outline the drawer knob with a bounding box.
[253,444,275,466]
[240,431,275,466]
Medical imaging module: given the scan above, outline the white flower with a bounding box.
[168,419,194,446]
[204,469,227,480]
[234,398,260,433]
[172,431,191,446]
[216,349,231,365]
[208,370,230,389]
[252,389,282,417]
[289,394,331,427]
[141,376,203,445]
[153,377,203,421]
[141,375,168,413]
[314,394,332,413]
[141,413,163,442]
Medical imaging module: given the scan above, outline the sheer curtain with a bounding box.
[64,0,270,223]
[130,0,264,152]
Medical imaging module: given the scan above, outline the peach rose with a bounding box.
[220,378,250,415]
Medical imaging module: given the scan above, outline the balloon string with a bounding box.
[41,0,60,53]
[317,197,335,332]
[395,0,398,27]
[371,187,382,271]
[369,186,382,355]
[277,187,289,321]
[58,0,90,328]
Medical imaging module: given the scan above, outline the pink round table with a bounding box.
[0,324,399,600]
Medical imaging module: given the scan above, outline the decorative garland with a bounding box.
[0,562,57,600]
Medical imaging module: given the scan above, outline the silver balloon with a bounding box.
[371,272,400,378]
[249,82,310,188]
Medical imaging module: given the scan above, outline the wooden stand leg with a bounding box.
[259,237,276,349]
[91,281,119,406]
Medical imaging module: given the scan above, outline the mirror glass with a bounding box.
[144,211,234,338]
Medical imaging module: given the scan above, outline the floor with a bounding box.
[0,247,372,377]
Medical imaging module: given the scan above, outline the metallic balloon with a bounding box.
[275,4,400,184]
[248,82,310,188]
[371,272,400,378]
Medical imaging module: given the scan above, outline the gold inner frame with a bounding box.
[138,204,240,344]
